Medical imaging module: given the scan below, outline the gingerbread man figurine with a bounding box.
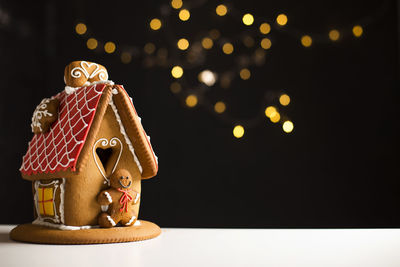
[97,169,140,227]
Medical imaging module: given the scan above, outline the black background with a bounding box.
[0,0,399,227]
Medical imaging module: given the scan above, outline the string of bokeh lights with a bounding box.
[74,0,376,138]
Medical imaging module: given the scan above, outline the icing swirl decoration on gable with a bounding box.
[64,61,112,94]
[31,98,60,134]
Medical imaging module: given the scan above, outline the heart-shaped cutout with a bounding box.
[92,137,123,185]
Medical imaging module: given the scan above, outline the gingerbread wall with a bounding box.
[64,103,142,226]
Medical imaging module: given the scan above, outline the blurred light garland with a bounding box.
[73,0,390,138]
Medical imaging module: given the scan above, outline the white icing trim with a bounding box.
[125,215,136,226]
[106,215,116,226]
[59,178,65,224]
[133,220,141,226]
[109,97,143,173]
[104,191,112,203]
[90,80,114,86]
[101,205,109,212]
[64,86,78,95]
[92,137,123,185]
[32,218,92,231]
[64,80,114,95]
[134,193,140,204]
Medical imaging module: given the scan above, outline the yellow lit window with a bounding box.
[38,187,54,216]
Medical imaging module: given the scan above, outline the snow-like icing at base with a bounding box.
[32,218,142,230]
[32,218,92,231]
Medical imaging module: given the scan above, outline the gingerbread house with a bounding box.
[17,61,158,232]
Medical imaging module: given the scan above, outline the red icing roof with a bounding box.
[20,84,106,175]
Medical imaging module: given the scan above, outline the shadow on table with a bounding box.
[0,229,14,244]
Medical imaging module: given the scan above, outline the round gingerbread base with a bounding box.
[9,220,161,244]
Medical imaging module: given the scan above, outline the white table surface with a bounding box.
[1,225,400,267]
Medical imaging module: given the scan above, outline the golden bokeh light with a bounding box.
[177,38,189,50]
[170,82,182,93]
[185,94,198,107]
[171,0,183,9]
[121,52,132,64]
[86,38,98,50]
[104,42,116,53]
[75,23,87,35]
[179,9,190,21]
[150,18,162,30]
[144,43,156,54]
[171,66,184,78]
[329,29,340,41]
[259,23,271,34]
[242,13,254,26]
[260,38,272,49]
[270,112,280,123]
[283,121,294,133]
[214,101,226,113]
[301,35,312,47]
[233,125,245,138]
[352,25,363,37]
[276,14,288,26]
[279,94,290,106]
[265,106,277,118]
[222,43,234,54]
[239,68,251,80]
[201,37,213,49]
[216,4,228,16]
